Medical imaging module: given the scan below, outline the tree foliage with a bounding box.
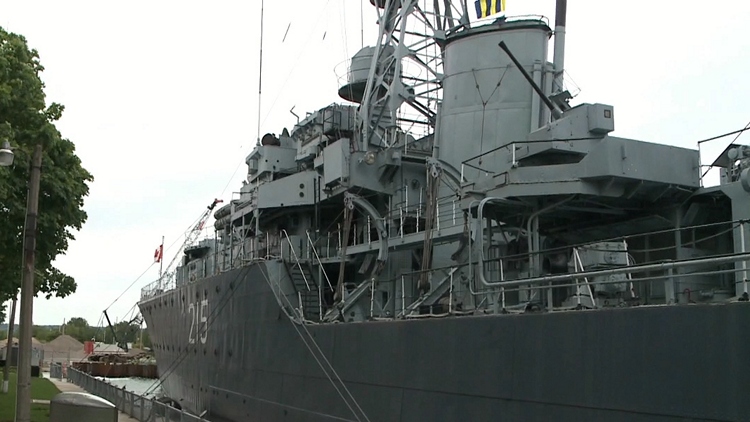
[2,317,150,348]
[32,325,61,342]
[112,320,143,345]
[60,317,98,343]
[0,27,93,319]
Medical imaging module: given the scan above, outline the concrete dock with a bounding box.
[48,377,140,422]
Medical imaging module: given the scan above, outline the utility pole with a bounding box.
[2,296,18,393]
[15,144,42,422]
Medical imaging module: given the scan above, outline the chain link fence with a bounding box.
[65,367,210,422]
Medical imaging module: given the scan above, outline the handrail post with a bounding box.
[370,278,375,318]
[449,270,453,313]
[401,275,405,316]
[436,200,441,231]
[452,199,456,226]
[337,223,342,254]
[741,220,748,296]
[405,183,408,215]
[400,207,404,238]
[665,267,676,304]
[417,187,422,232]
[698,141,703,187]
[493,251,506,311]
[574,250,582,307]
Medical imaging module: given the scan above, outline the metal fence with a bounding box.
[66,367,210,422]
[49,362,64,379]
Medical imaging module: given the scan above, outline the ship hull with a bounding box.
[139,262,750,422]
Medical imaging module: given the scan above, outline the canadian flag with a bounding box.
[154,244,163,263]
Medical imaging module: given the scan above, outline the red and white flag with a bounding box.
[154,244,163,263]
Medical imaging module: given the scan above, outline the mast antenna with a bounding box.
[360,0,364,49]
[256,0,265,146]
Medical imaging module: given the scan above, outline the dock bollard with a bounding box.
[50,392,117,422]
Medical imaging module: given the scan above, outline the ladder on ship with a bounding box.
[286,261,321,321]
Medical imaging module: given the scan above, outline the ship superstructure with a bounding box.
[138,1,750,421]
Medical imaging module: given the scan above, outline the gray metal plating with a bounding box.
[138,1,750,421]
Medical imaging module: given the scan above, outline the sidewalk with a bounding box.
[48,378,140,422]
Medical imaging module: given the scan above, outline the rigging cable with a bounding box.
[471,65,509,165]
[700,119,750,180]
[138,261,369,422]
[217,0,335,200]
[259,0,334,130]
[257,263,371,422]
[138,207,368,418]
[102,208,213,313]
[102,263,156,312]
[340,0,350,78]
[140,267,248,397]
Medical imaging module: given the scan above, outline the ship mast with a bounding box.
[256,0,265,146]
[338,0,472,295]
[351,0,466,152]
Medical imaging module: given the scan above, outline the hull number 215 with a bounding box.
[188,299,209,344]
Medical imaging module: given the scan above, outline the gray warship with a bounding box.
[138,1,750,421]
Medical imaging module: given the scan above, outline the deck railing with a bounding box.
[66,367,210,422]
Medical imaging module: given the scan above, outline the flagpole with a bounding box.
[159,236,164,278]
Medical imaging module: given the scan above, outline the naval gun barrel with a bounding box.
[498,41,562,119]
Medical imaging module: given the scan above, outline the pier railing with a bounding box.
[67,367,210,422]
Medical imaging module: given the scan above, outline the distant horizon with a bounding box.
[1,323,111,330]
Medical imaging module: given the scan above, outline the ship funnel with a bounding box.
[552,0,567,93]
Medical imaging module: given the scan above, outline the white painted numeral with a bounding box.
[200,299,209,345]
[188,303,196,344]
[187,298,210,344]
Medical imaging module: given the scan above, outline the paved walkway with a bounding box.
[48,378,140,422]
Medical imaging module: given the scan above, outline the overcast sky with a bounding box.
[1,0,749,326]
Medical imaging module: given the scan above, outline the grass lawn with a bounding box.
[0,371,60,422]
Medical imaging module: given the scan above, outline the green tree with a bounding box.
[32,325,60,342]
[66,317,88,328]
[138,328,151,349]
[62,317,98,343]
[112,321,141,344]
[0,27,93,321]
